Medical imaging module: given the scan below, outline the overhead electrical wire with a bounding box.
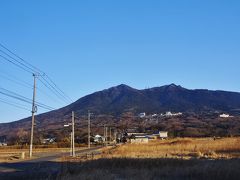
[0,72,32,89]
[44,75,73,102]
[0,54,33,74]
[0,97,30,111]
[0,87,55,111]
[0,49,36,74]
[0,72,61,104]
[0,43,72,103]
[38,77,71,104]
[0,43,43,74]
[0,43,73,107]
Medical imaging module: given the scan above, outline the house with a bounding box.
[127,132,146,137]
[152,114,158,117]
[165,112,182,117]
[147,134,159,140]
[42,138,56,144]
[0,142,7,146]
[220,114,233,118]
[94,135,103,143]
[159,131,168,139]
[138,112,146,118]
[130,135,149,144]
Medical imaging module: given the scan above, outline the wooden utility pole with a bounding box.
[114,130,117,145]
[29,73,37,158]
[103,124,106,145]
[106,126,108,145]
[88,110,91,149]
[109,127,111,143]
[70,132,73,156]
[72,111,75,157]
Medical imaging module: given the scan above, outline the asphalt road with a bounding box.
[23,146,102,163]
[0,146,103,180]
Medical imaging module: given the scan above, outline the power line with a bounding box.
[44,75,73,102]
[0,97,30,109]
[0,54,33,74]
[0,73,32,89]
[0,72,62,104]
[38,77,70,104]
[0,87,55,111]
[0,49,36,74]
[0,43,72,104]
[0,43,42,74]
[0,97,30,111]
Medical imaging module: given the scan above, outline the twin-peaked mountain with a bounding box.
[65,83,240,115]
[1,83,240,137]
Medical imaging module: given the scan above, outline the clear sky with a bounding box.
[0,0,240,122]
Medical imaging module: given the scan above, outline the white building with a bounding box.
[220,114,233,118]
[152,114,157,117]
[0,142,7,146]
[159,131,168,139]
[165,112,182,117]
[130,136,149,143]
[138,112,146,118]
[94,135,103,143]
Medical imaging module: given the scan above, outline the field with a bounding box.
[1,138,240,180]
[101,137,240,159]
[57,137,240,180]
[0,147,84,163]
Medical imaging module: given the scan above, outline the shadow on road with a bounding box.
[1,158,240,180]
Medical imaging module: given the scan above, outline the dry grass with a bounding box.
[1,138,240,180]
[0,147,85,162]
[53,138,240,179]
[100,137,240,159]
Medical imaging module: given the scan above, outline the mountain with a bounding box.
[1,83,240,139]
[64,83,240,115]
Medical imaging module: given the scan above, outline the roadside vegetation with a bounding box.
[100,137,240,159]
[56,137,240,180]
[1,138,240,180]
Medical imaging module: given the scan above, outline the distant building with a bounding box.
[42,138,56,144]
[159,131,168,139]
[138,112,146,118]
[0,142,7,146]
[130,136,149,143]
[127,132,146,136]
[152,114,157,117]
[94,135,103,143]
[164,112,182,117]
[147,134,159,140]
[220,114,233,118]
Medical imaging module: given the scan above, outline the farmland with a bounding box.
[1,137,239,180]
[56,137,240,180]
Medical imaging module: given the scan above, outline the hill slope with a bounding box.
[1,83,240,138]
[66,83,240,114]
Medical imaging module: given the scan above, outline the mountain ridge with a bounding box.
[2,83,240,124]
[1,83,240,140]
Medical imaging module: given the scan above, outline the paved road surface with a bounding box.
[23,146,102,163]
[0,146,103,180]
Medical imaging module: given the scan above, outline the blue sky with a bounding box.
[0,0,240,122]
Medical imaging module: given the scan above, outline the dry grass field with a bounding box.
[57,138,240,180]
[1,138,240,180]
[101,137,240,159]
[0,147,85,162]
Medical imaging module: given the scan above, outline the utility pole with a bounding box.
[114,130,117,145]
[106,126,108,146]
[29,73,37,158]
[88,110,91,149]
[109,127,111,143]
[103,124,106,146]
[70,132,73,156]
[72,111,75,157]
